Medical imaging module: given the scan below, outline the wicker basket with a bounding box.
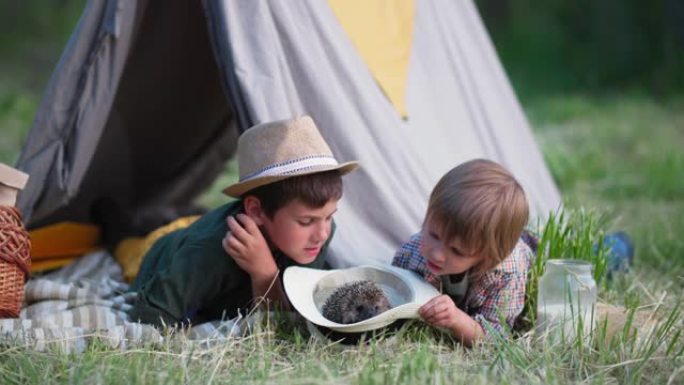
[0,206,31,318]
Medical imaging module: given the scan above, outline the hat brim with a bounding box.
[222,161,359,198]
[283,265,439,333]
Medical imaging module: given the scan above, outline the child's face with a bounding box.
[420,218,484,276]
[260,198,338,264]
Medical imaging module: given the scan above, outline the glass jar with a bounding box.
[536,259,597,338]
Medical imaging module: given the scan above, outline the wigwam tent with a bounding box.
[15,0,560,268]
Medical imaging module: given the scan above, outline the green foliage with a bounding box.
[195,159,239,209]
[477,0,684,96]
[605,152,684,201]
[2,306,681,385]
[522,209,610,328]
[0,0,85,52]
[0,90,35,165]
[527,95,684,276]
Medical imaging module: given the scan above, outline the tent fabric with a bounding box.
[328,0,414,118]
[210,0,560,267]
[29,221,101,272]
[15,0,142,224]
[16,0,560,269]
[17,0,237,227]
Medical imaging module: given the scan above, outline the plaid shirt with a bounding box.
[392,233,534,336]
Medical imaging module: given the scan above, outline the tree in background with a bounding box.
[477,0,684,96]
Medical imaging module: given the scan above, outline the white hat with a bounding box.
[283,265,440,333]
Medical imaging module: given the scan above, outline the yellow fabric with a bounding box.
[31,257,82,273]
[114,215,200,282]
[328,0,414,118]
[29,222,101,272]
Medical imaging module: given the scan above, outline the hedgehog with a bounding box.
[321,280,392,324]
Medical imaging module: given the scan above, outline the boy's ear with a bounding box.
[242,196,266,225]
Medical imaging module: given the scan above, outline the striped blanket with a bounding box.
[0,251,254,352]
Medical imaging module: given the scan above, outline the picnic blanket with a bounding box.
[0,251,256,352]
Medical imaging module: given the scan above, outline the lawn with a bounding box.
[1,16,683,384]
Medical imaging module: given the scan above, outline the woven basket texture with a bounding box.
[0,206,31,318]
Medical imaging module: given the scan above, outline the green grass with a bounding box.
[0,305,681,384]
[528,95,684,277]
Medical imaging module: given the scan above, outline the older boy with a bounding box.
[129,116,358,327]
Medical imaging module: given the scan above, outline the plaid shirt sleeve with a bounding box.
[466,238,533,336]
[391,233,440,286]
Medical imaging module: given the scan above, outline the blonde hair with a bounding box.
[426,159,529,273]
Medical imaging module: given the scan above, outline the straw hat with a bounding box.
[283,265,440,333]
[223,116,359,197]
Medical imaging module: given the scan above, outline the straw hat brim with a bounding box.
[283,265,439,333]
[223,161,359,198]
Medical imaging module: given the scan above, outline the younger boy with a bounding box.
[392,159,533,346]
[129,116,358,328]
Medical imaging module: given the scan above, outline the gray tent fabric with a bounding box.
[210,0,560,267]
[16,0,560,268]
[16,0,139,224]
[17,0,236,227]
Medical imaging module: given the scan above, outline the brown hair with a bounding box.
[426,159,529,273]
[244,170,343,217]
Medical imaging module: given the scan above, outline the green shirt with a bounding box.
[128,201,331,327]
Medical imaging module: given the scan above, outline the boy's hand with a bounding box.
[419,294,485,346]
[419,294,461,330]
[223,214,277,281]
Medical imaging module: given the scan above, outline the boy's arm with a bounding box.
[419,295,485,346]
[467,240,532,336]
[250,273,290,310]
[129,242,231,327]
[420,266,528,345]
[224,214,291,310]
[468,271,527,337]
